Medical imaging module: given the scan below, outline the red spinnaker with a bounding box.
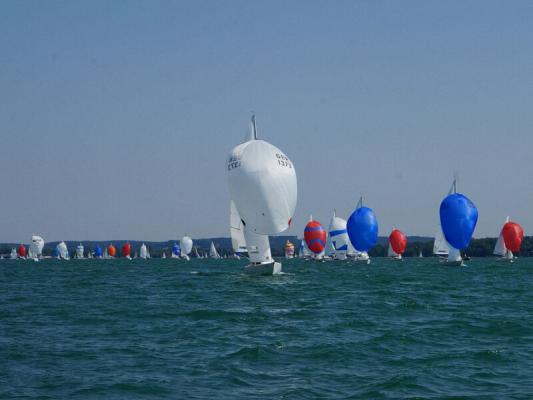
[389,229,407,255]
[502,222,523,253]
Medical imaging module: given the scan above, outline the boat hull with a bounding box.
[245,261,282,276]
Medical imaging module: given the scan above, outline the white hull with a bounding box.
[245,261,282,276]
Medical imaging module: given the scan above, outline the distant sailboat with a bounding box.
[494,217,523,262]
[209,241,220,259]
[328,210,350,260]
[17,244,27,259]
[87,248,93,259]
[418,249,423,258]
[193,246,201,259]
[161,252,166,259]
[107,244,116,258]
[75,243,84,259]
[304,215,327,260]
[57,241,70,260]
[94,245,103,258]
[10,248,18,260]
[122,242,132,260]
[171,243,181,258]
[180,236,193,261]
[388,229,407,261]
[346,197,377,263]
[227,115,297,274]
[439,177,478,266]
[284,240,295,259]
[29,235,44,261]
[140,243,148,259]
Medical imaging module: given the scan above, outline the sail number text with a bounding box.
[276,153,292,169]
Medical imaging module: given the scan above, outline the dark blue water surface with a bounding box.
[1,258,533,399]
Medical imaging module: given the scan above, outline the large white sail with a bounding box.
[209,241,220,259]
[230,200,247,253]
[227,115,297,274]
[140,243,148,259]
[328,210,350,260]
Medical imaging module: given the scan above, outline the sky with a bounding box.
[1,0,533,242]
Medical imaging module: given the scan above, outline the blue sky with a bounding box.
[1,0,533,242]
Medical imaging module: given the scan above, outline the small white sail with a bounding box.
[161,252,166,259]
[10,248,17,260]
[433,228,450,256]
[140,243,148,259]
[209,241,220,259]
[230,200,247,253]
[494,217,511,258]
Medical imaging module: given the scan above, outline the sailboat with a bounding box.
[418,249,423,258]
[140,243,148,259]
[75,243,85,259]
[439,178,478,266]
[17,244,27,259]
[284,240,295,259]
[193,246,201,259]
[171,243,181,258]
[388,229,407,261]
[304,215,327,260]
[122,242,132,260]
[230,200,248,258]
[328,210,350,260]
[494,217,523,262]
[346,197,377,264]
[180,236,193,261]
[227,115,297,274]
[209,241,220,259]
[10,248,18,260]
[161,252,166,259]
[94,245,103,258]
[87,248,93,259]
[28,235,45,261]
[57,241,70,260]
[107,244,116,258]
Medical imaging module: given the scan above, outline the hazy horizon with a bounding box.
[1,1,533,242]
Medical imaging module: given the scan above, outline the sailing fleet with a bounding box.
[2,116,527,272]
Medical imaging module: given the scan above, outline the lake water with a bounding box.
[1,257,532,399]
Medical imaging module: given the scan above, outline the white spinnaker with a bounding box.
[57,241,69,259]
[433,228,450,255]
[30,235,44,258]
[76,244,84,259]
[227,140,297,235]
[140,243,148,259]
[230,200,247,252]
[180,236,193,256]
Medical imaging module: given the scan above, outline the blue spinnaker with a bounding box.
[172,243,181,256]
[347,206,378,252]
[440,193,478,250]
[94,246,103,257]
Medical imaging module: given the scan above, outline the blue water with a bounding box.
[1,258,533,399]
